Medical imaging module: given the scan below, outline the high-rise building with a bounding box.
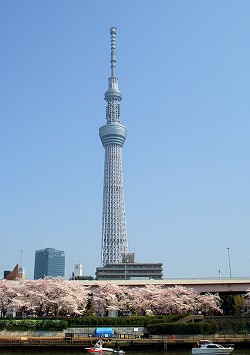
[99,27,128,266]
[34,248,65,279]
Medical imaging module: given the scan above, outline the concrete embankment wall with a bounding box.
[0,326,147,338]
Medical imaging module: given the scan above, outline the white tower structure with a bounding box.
[99,27,129,266]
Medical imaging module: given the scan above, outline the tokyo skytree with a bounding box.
[99,27,128,266]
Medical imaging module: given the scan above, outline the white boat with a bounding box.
[192,340,234,355]
[86,340,113,353]
[86,340,125,354]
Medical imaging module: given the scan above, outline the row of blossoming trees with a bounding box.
[0,278,223,318]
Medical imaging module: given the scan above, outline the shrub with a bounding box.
[0,319,68,331]
[147,322,218,335]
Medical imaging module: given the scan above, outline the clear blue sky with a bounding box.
[1,0,250,280]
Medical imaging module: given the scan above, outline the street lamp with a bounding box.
[227,247,232,278]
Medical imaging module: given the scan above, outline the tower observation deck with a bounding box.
[99,27,129,266]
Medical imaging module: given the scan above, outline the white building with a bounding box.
[73,264,83,277]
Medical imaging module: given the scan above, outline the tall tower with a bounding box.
[99,27,128,266]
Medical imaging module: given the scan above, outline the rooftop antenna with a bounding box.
[110,27,117,77]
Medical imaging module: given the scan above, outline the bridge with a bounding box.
[81,278,250,294]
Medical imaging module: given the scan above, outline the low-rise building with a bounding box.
[96,262,163,280]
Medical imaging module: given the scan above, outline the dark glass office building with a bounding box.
[34,248,65,279]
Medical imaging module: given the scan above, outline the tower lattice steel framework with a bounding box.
[99,27,128,266]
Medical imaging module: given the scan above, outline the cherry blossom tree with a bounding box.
[91,283,126,315]
[0,280,21,316]
[25,278,90,316]
[114,285,221,315]
[0,279,222,316]
[197,292,221,314]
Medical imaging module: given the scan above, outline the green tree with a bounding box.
[220,294,244,316]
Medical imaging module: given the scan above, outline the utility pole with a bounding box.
[227,247,232,278]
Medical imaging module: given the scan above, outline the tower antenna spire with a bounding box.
[110,27,116,77]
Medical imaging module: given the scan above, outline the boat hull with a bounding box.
[192,348,234,355]
[86,349,103,353]
[86,347,114,353]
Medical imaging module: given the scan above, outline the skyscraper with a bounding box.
[99,27,129,266]
[34,248,65,279]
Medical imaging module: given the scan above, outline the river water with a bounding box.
[1,351,250,355]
